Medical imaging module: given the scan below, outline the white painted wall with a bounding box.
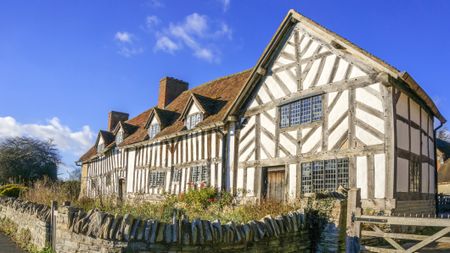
[374,154,386,198]
[357,156,368,199]
[127,149,136,193]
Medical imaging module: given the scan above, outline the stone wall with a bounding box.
[0,196,347,253]
[55,205,311,253]
[0,197,51,250]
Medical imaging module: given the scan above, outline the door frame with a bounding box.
[262,166,286,202]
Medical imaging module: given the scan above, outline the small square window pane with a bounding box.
[312,96,322,121]
[301,162,312,193]
[280,105,290,128]
[301,98,312,123]
[290,100,302,126]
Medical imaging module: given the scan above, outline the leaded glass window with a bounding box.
[312,160,324,192]
[97,143,104,153]
[172,169,182,183]
[149,171,166,188]
[290,100,302,125]
[301,97,312,124]
[279,95,322,128]
[301,163,312,193]
[312,96,322,121]
[324,159,337,191]
[190,165,210,184]
[301,158,349,194]
[409,160,420,192]
[186,113,203,130]
[280,105,290,128]
[337,159,349,188]
[148,124,160,139]
[116,130,124,144]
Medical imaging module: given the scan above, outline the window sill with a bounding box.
[279,120,322,133]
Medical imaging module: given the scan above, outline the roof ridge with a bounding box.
[190,68,253,92]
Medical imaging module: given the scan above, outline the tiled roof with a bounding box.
[79,69,252,162]
[79,146,97,162]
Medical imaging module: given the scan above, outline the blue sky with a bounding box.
[1,0,449,178]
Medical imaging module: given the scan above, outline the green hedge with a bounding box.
[0,184,28,198]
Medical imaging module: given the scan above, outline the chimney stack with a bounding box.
[108,111,129,132]
[158,77,188,108]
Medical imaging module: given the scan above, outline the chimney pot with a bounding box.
[158,77,188,109]
[108,111,129,132]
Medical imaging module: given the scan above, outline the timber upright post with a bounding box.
[346,188,361,253]
[50,200,57,253]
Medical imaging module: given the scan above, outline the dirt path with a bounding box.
[0,233,25,253]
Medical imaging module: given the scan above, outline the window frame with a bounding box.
[148,171,166,188]
[301,158,349,194]
[409,160,421,193]
[190,165,210,184]
[148,123,161,139]
[279,94,323,129]
[172,169,182,183]
[115,129,124,144]
[97,143,104,153]
[186,113,203,130]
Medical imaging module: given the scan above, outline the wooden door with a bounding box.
[265,167,285,202]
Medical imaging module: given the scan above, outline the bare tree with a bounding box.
[0,136,60,184]
[438,127,450,142]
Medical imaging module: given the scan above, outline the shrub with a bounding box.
[21,178,80,206]
[0,184,28,197]
[184,186,218,209]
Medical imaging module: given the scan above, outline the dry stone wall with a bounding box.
[0,196,346,252]
[55,205,311,252]
[0,197,51,250]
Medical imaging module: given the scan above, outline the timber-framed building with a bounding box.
[79,10,445,214]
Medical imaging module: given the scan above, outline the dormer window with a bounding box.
[116,129,124,144]
[148,124,160,139]
[97,143,104,153]
[186,113,203,130]
[97,136,105,153]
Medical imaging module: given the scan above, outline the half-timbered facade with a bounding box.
[79,10,445,213]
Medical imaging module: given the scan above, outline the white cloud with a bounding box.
[114,32,133,43]
[182,13,208,35]
[219,0,230,12]
[146,15,160,29]
[155,36,180,53]
[0,116,94,156]
[114,31,144,57]
[153,13,232,63]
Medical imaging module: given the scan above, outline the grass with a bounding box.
[17,179,340,225]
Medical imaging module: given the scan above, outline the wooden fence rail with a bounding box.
[346,188,450,253]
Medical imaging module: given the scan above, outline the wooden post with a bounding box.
[347,188,361,238]
[346,188,362,253]
[50,200,57,253]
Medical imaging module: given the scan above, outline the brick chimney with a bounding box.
[158,77,188,108]
[108,111,129,131]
